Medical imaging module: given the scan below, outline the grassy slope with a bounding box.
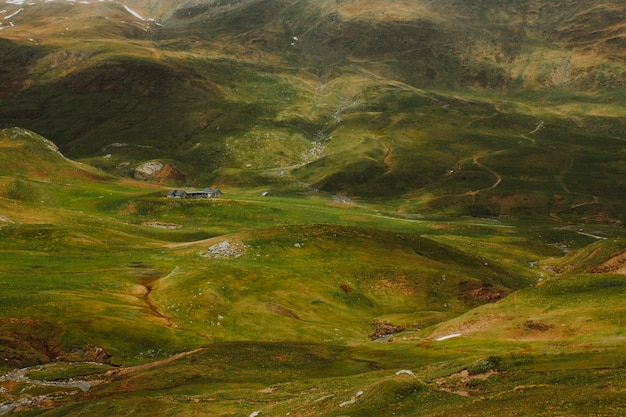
[0,129,625,415]
[0,1,625,415]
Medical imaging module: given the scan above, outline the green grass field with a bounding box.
[1,127,625,416]
[1,0,625,414]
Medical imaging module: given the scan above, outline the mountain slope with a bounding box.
[0,0,624,221]
[0,130,624,416]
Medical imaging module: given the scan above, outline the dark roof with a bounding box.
[167,190,186,197]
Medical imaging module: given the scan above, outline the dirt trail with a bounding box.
[450,152,504,198]
[164,232,249,249]
[103,347,208,378]
[550,195,599,221]
[528,120,544,135]
[520,120,543,145]
[464,112,498,128]
[382,142,394,173]
[472,153,502,192]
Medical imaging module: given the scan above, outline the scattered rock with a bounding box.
[201,240,246,259]
[369,321,405,340]
[339,390,363,407]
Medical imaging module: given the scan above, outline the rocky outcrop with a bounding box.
[200,240,247,259]
[133,161,186,182]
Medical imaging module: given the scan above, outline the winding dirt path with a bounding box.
[449,151,504,199]
[520,120,543,145]
[472,154,502,192]
[382,142,394,173]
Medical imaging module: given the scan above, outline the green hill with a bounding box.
[0,1,625,415]
[0,0,624,220]
[0,129,624,415]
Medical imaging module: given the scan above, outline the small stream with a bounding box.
[0,362,105,415]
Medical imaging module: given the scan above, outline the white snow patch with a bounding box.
[4,7,23,19]
[249,412,261,417]
[339,391,364,407]
[123,5,144,20]
[395,369,415,376]
[435,333,462,341]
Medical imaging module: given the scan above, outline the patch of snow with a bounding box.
[339,390,364,407]
[395,369,415,376]
[123,5,144,20]
[4,7,23,19]
[435,333,462,341]
[249,412,261,417]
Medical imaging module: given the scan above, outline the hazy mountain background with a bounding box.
[1,0,625,220]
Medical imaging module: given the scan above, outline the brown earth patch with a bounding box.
[153,164,186,184]
[467,286,507,303]
[524,320,553,331]
[369,321,405,340]
[268,303,302,321]
[432,368,501,397]
[372,276,414,296]
[580,212,623,226]
[459,281,509,304]
[590,251,626,274]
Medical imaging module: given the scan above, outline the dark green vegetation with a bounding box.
[1,0,625,220]
[1,0,625,415]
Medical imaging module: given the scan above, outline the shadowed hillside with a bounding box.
[0,0,624,222]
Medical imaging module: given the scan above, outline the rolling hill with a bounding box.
[0,1,625,415]
[0,126,624,416]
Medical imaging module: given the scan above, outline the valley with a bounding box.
[1,0,625,415]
